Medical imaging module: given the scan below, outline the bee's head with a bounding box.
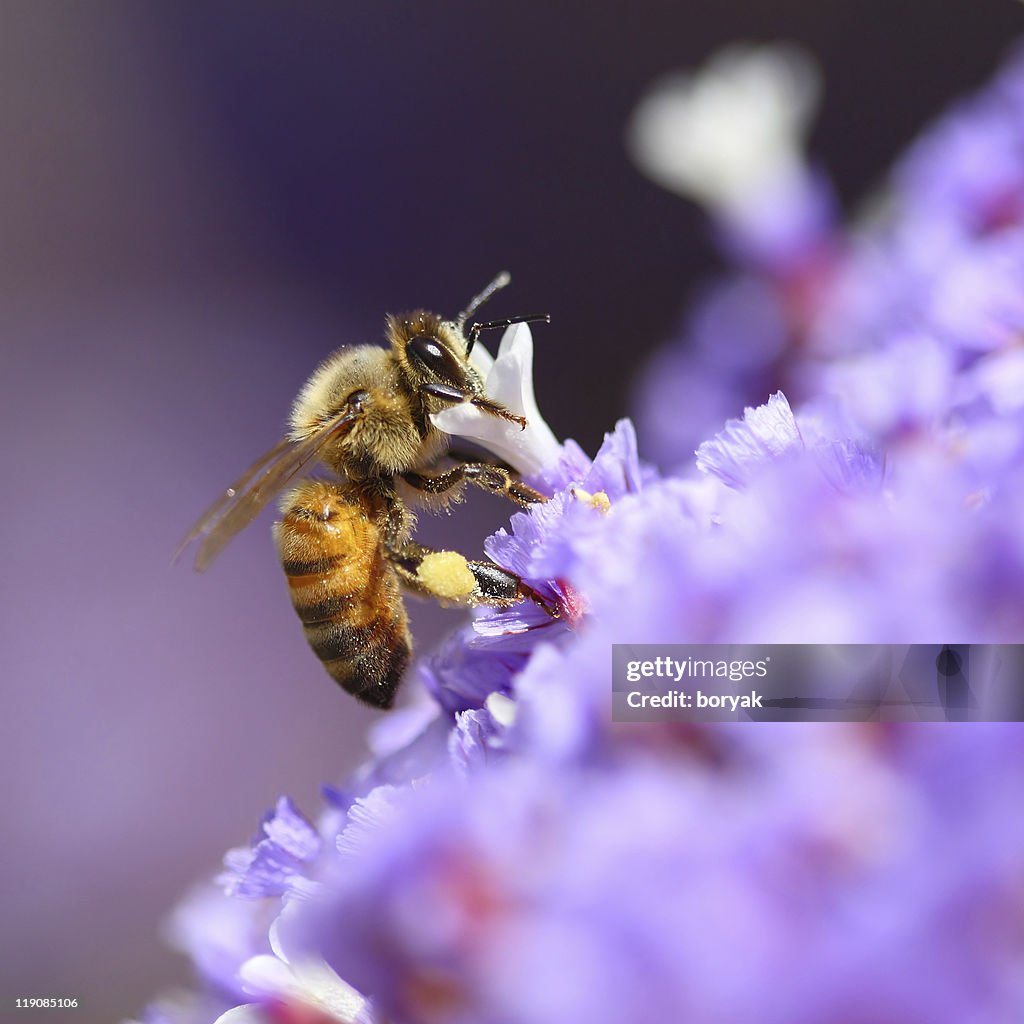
[388,311,485,400]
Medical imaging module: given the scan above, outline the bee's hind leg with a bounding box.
[384,536,558,618]
[391,547,510,604]
[381,488,557,617]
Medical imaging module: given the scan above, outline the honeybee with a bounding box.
[178,272,555,709]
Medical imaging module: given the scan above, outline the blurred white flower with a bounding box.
[217,903,370,1024]
[627,42,821,214]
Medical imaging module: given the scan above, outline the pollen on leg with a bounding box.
[419,551,477,599]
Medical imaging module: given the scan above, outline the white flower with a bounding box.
[217,902,370,1024]
[485,690,517,727]
[627,42,821,214]
[212,1007,264,1024]
[966,347,1024,414]
[432,322,562,476]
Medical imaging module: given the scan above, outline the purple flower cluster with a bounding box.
[133,43,1024,1024]
[633,42,1024,472]
[303,729,1024,1024]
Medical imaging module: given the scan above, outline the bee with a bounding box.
[178,272,555,709]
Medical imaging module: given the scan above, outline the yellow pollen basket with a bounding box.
[418,551,477,599]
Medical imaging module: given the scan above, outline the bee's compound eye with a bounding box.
[407,334,462,382]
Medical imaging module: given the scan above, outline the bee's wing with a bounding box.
[176,412,351,572]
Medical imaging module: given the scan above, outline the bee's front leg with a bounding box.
[419,382,528,429]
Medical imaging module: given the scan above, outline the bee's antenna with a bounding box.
[466,313,551,355]
[456,271,511,330]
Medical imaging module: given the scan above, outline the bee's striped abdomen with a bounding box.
[274,480,410,709]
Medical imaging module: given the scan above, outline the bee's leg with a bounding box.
[402,464,545,509]
[389,547,518,606]
[419,382,528,429]
[380,503,557,616]
[421,446,528,488]
[392,547,559,617]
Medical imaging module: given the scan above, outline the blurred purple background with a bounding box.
[0,2,1020,1020]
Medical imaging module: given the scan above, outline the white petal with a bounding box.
[433,323,561,475]
[485,691,517,727]
[290,959,368,1022]
[240,943,368,1023]
[468,336,495,376]
[970,348,1024,413]
[214,1004,269,1024]
[239,954,295,997]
